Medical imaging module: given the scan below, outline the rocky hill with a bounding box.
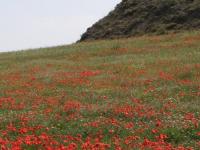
[80,0,200,41]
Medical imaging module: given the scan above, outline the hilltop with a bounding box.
[80,0,200,41]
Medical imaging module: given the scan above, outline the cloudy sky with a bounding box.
[0,0,121,52]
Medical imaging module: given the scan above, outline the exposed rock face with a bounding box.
[80,0,200,41]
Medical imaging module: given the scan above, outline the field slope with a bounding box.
[0,31,200,149]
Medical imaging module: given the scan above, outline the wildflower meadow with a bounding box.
[0,32,199,149]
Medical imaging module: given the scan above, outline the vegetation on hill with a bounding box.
[0,31,199,149]
[80,0,200,41]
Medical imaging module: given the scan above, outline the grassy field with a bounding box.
[0,31,200,149]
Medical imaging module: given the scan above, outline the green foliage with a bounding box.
[162,127,200,146]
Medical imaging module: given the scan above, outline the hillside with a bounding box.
[0,31,200,149]
[80,0,200,41]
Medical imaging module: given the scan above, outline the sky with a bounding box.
[0,0,121,52]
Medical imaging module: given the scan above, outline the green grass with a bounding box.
[0,31,199,149]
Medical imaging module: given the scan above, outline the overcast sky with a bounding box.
[0,0,121,52]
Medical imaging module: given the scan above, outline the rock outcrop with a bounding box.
[80,0,200,41]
